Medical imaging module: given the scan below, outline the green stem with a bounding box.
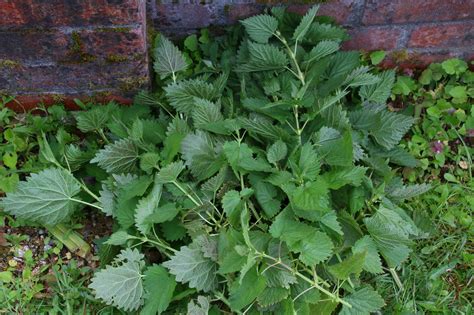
[258,252,351,308]
[70,198,103,211]
[79,181,101,202]
[276,32,305,85]
[389,268,404,291]
[97,129,109,144]
[172,181,201,206]
[47,224,91,258]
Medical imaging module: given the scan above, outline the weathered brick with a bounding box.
[408,23,474,48]
[1,61,148,95]
[343,27,403,51]
[155,4,213,30]
[226,4,264,24]
[381,50,464,69]
[0,27,146,63]
[363,0,474,25]
[287,0,358,25]
[0,0,142,28]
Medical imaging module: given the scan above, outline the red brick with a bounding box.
[381,50,464,69]
[0,27,146,63]
[226,4,263,24]
[0,0,142,28]
[343,27,402,51]
[6,95,133,112]
[1,61,148,95]
[363,0,474,25]
[408,23,474,48]
[156,4,213,30]
[286,0,357,25]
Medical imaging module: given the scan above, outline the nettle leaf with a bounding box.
[223,141,272,173]
[257,287,290,307]
[154,35,187,79]
[370,111,414,150]
[134,181,163,235]
[89,249,145,312]
[187,296,210,315]
[91,139,139,174]
[359,70,395,104]
[249,176,281,218]
[290,179,331,220]
[229,266,267,311]
[164,79,217,114]
[163,243,217,292]
[241,14,278,44]
[105,231,134,246]
[303,40,340,67]
[322,166,367,190]
[73,106,111,132]
[1,168,81,225]
[156,161,185,183]
[386,182,431,201]
[293,5,319,42]
[352,236,383,274]
[364,207,414,268]
[237,41,289,72]
[267,140,288,164]
[181,131,225,181]
[328,252,367,280]
[142,265,176,315]
[99,184,115,216]
[339,287,385,315]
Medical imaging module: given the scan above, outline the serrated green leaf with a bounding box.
[91,139,138,174]
[364,207,414,268]
[303,40,340,67]
[154,35,187,79]
[142,265,176,315]
[163,243,217,292]
[352,236,383,274]
[322,166,367,190]
[134,181,163,235]
[249,176,281,218]
[237,41,289,72]
[321,211,343,235]
[140,152,160,173]
[315,127,353,166]
[339,287,385,315]
[187,296,210,315]
[229,266,266,311]
[293,5,319,41]
[73,106,111,132]
[267,140,288,164]
[223,141,272,173]
[371,111,414,150]
[156,161,185,184]
[105,231,134,245]
[328,252,367,280]
[257,287,290,307]
[164,79,217,114]
[89,249,145,312]
[2,168,81,225]
[241,14,278,44]
[291,179,331,219]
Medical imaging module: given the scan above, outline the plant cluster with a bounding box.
[1,6,437,314]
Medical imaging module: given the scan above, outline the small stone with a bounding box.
[459,161,468,169]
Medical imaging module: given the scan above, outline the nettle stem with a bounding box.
[47,224,91,258]
[276,32,305,85]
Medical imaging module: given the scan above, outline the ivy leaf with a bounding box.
[241,14,278,43]
[1,168,81,225]
[328,252,367,280]
[154,35,187,80]
[163,243,217,292]
[91,139,138,174]
[229,266,267,311]
[89,249,145,312]
[142,265,176,315]
[339,287,385,315]
[293,5,319,41]
[156,161,185,184]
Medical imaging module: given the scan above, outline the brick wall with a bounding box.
[1,0,473,107]
[0,0,149,108]
[151,0,474,68]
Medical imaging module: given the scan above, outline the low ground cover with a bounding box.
[0,6,472,315]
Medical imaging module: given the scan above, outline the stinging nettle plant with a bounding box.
[1,5,431,314]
